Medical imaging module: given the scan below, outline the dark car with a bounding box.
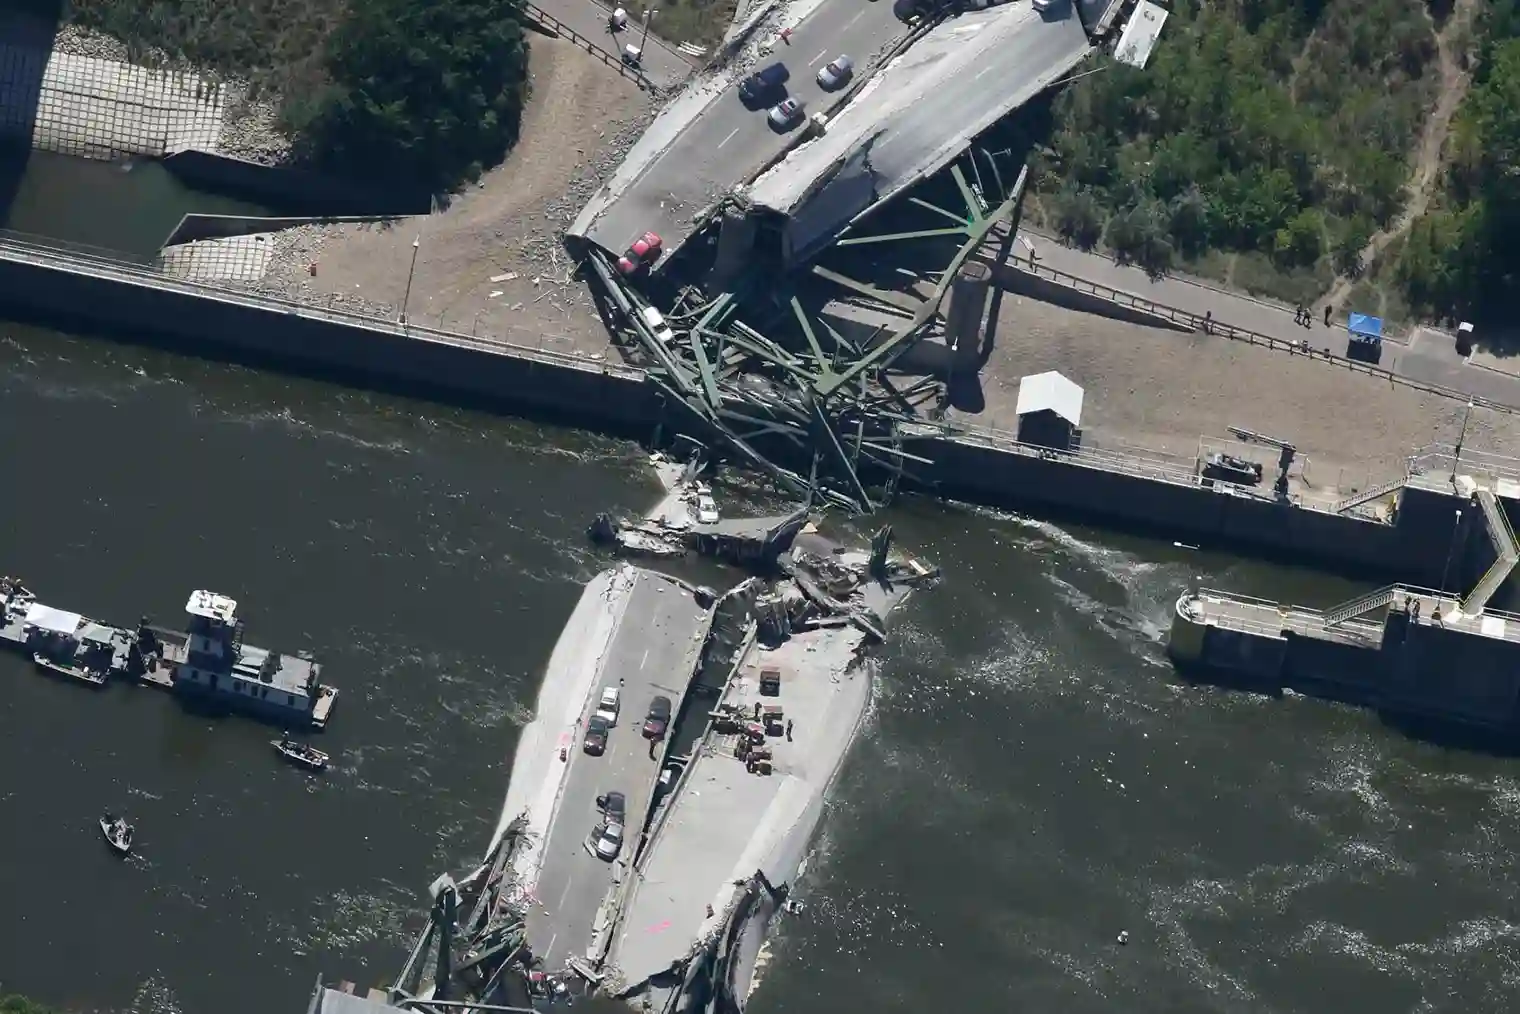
[584,715,611,755]
[597,790,627,822]
[643,695,673,739]
[738,62,790,107]
[893,0,928,23]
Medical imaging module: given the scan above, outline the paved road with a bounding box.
[577,0,909,258]
[531,0,693,90]
[526,568,710,969]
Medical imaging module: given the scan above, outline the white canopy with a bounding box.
[25,602,83,634]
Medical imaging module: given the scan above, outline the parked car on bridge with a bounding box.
[616,231,663,275]
[584,714,611,755]
[816,56,853,91]
[739,62,791,107]
[643,695,673,740]
[593,820,624,860]
[768,98,807,132]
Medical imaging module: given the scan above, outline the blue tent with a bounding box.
[1348,312,1383,344]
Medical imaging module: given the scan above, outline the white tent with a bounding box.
[25,602,83,635]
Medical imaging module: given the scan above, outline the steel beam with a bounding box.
[814,164,1027,399]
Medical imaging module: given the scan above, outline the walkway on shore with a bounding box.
[1010,228,1520,411]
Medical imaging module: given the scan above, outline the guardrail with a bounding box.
[1004,252,1520,417]
[0,230,647,382]
[522,2,655,90]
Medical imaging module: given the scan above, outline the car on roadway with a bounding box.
[597,790,627,822]
[643,695,673,740]
[739,62,791,108]
[593,820,625,860]
[695,493,719,525]
[816,56,853,91]
[654,759,684,801]
[893,0,927,23]
[595,685,621,725]
[768,98,806,132]
[584,714,611,755]
[616,231,663,275]
[1032,0,1055,10]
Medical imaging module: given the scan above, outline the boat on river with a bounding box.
[100,813,133,855]
[273,735,329,772]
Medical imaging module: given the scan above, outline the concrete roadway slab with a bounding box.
[572,0,909,260]
[526,568,713,968]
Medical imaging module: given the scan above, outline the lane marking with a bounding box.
[809,48,828,67]
[641,648,650,670]
[843,10,864,29]
[717,126,739,148]
[975,64,996,81]
[546,933,558,957]
[558,876,575,909]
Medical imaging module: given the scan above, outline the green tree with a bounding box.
[1107,199,1175,279]
[1051,186,1104,250]
[291,0,531,191]
[1273,208,1324,267]
[1333,213,1373,277]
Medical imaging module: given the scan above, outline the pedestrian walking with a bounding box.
[1323,304,1332,327]
[779,26,792,45]
[785,718,794,742]
[1202,310,1212,335]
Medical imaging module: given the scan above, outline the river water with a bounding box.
[1,161,1518,1014]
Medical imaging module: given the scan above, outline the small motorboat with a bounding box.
[100,813,133,855]
[272,734,330,772]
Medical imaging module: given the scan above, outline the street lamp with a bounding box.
[400,234,420,326]
[639,7,655,52]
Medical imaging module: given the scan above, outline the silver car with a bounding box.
[594,821,624,860]
[767,98,806,131]
[816,56,853,91]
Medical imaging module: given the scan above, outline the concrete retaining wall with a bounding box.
[0,238,659,432]
[2,234,1513,595]
[990,261,1193,333]
[163,150,431,217]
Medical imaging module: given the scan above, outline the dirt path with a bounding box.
[1324,0,1477,312]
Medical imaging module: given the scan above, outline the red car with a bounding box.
[616,231,663,275]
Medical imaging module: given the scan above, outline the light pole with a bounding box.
[639,8,655,53]
[1440,507,1463,612]
[400,234,420,325]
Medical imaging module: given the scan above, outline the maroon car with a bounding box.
[584,714,610,755]
[643,695,673,740]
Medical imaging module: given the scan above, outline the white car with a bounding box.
[696,494,720,525]
[595,686,620,725]
[1032,0,1055,10]
[816,56,853,91]
[594,821,624,860]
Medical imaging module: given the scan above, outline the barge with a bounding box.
[0,579,338,729]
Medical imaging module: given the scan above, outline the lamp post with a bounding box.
[1440,507,1463,612]
[400,234,420,326]
[639,8,655,53]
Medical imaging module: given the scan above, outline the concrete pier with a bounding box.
[1170,584,1520,741]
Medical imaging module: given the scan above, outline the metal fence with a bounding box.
[1005,252,1520,417]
